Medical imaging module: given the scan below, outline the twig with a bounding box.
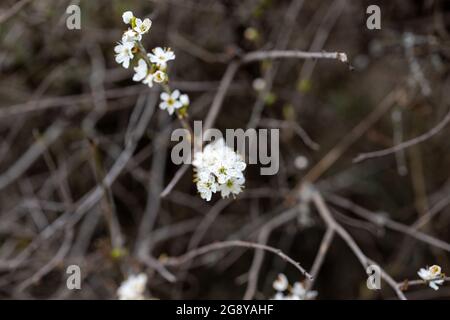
[244,206,300,300]
[398,277,450,290]
[242,50,348,65]
[310,187,407,300]
[304,228,335,291]
[0,121,66,191]
[354,108,450,163]
[325,194,450,252]
[0,0,32,24]
[162,240,312,280]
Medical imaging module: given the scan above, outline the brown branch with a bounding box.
[354,108,450,163]
[310,187,407,300]
[162,240,312,280]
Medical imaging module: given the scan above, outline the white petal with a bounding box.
[159,102,168,110]
[167,104,175,115]
[160,92,170,101]
[153,47,164,56]
[122,11,134,24]
[143,18,152,29]
[171,90,180,99]
[180,94,189,105]
[429,281,439,290]
[273,273,288,291]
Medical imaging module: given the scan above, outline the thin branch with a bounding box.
[310,187,407,300]
[354,108,450,163]
[242,50,348,65]
[0,121,66,191]
[326,194,450,252]
[398,277,450,290]
[304,228,335,291]
[162,240,312,280]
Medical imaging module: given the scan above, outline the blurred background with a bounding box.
[0,0,449,299]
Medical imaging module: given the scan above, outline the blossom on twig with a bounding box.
[148,47,176,68]
[115,11,186,116]
[117,273,148,300]
[418,265,445,290]
[159,90,184,115]
[114,41,134,68]
[272,273,317,300]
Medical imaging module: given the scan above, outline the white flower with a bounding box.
[219,177,245,198]
[197,174,217,201]
[153,70,167,83]
[117,273,147,300]
[148,47,175,68]
[143,70,167,87]
[133,59,148,82]
[292,282,317,300]
[159,90,183,115]
[273,273,288,291]
[134,18,152,35]
[418,265,445,290]
[193,138,246,201]
[114,41,134,68]
[122,29,141,43]
[143,73,155,88]
[122,11,134,24]
[180,94,189,106]
[271,274,317,300]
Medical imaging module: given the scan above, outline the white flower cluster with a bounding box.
[115,11,189,116]
[418,265,445,290]
[272,273,317,300]
[117,273,148,300]
[114,11,153,69]
[192,138,246,201]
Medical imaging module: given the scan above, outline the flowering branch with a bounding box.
[114,11,192,127]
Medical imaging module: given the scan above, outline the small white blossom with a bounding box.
[122,29,141,43]
[197,174,217,202]
[193,138,246,201]
[114,41,134,69]
[292,282,318,300]
[122,11,134,24]
[180,93,190,106]
[271,273,317,300]
[134,18,152,35]
[153,70,167,83]
[117,273,147,300]
[159,90,183,115]
[141,70,166,88]
[273,273,288,291]
[148,47,175,68]
[133,59,148,82]
[418,265,445,290]
[219,176,245,198]
[143,73,155,88]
